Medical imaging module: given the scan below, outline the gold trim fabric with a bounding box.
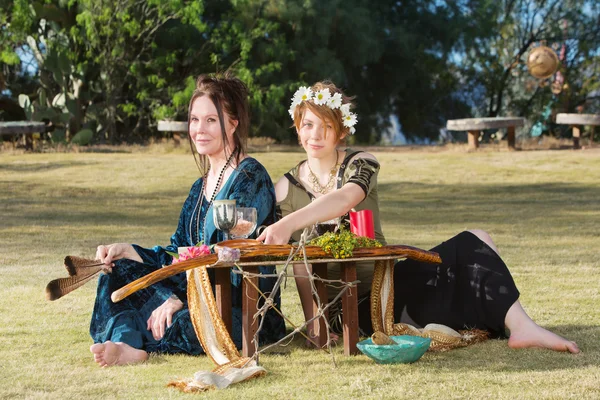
[167,266,265,392]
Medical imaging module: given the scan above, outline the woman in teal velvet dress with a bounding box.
[89,74,285,367]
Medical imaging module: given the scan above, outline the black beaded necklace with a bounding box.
[189,152,236,245]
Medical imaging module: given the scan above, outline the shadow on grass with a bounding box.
[0,180,189,229]
[378,181,600,227]
[412,324,599,373]
[0,160,101,172]
[241,324,599,372]
[3,179,599,229]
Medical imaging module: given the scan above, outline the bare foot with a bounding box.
[505,301,580,354]
[508,324,580,353]
[90,341,148,367]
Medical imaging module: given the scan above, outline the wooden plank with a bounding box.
[157,120,188,132]
[341,262,359,355]
[446,117,525,131]
[0,121,45,134]
[556,113,600,126]
[242,266,259,357]
[214,267,232,335]
[311,263,329,349]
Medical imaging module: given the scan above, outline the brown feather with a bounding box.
[46,256,110,301]
[46,269,102,301]
[64,255,104,276]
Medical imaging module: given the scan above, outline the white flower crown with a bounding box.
[288,87,357,135]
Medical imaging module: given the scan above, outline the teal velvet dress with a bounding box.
[90,157,286,354]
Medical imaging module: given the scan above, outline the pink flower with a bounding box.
[172,244,211,264]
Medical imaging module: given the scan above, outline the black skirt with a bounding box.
[388,231,520,338]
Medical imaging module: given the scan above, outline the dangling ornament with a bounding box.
[526,46,560,79]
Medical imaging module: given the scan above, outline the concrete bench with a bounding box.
[555,113,600,149]
[446,117,526,151]
[157,120,187,146]
[0,121,46,150]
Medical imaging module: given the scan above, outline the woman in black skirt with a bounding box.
[258,80,579,353]
[393,229,579,352]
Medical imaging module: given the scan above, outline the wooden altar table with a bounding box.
[210,255,402,357]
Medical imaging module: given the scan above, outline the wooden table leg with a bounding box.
[468,130,480,150]
[507,125,516,150]
[214,267,232,335]
[242,266,259,357]
[311,263,329,348]
[341,262,359,355]
[572,125,581,149]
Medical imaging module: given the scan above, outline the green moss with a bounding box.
[308,228,382,259]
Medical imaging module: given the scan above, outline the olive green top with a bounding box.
[277,148,386,298]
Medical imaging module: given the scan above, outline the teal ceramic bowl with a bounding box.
[356,335,431,364]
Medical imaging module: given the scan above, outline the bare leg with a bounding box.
[293,264,339,346]
[468,230,579,353]
[293,263,315,324]
[468,229,500,255]
[90,341,149,367]
[505,301,579,353]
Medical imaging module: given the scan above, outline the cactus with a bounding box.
[17,43,89,144]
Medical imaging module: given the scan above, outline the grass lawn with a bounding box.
[1,147,599,399]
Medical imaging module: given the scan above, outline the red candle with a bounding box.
[349,210,375,239]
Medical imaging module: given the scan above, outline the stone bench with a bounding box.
[0,121,46,150]
[446,117,526,150]
[157,120,187,146]
[555,113,600,149]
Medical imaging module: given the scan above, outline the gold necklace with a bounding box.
[306,151,339,194]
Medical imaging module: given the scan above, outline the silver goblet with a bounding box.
[212,199,237,241]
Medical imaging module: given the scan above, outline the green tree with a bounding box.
[455,0,600,131]
[0,0,39,121]
[249,0,471,142]
[2,0,211,143]
[74,0,207,143]
[1,0,86,141]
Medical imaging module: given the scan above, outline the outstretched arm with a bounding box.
[258,152,380,245]
[257,179,365,245]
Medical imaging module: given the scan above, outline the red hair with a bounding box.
[291,81,354,142]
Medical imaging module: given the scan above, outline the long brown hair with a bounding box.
[187,72,250,174]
